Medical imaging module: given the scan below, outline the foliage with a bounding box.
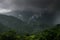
[0,24,60,40]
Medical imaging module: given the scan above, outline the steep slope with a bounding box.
[5,10,41,22]
[0,14,43,33]
[0,14,26,32]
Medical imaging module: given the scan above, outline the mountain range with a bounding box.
[0,10,56,33]
[0,14,47,33]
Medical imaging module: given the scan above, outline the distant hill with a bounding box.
[0,14,43,33]
[0,14,26,32]
[0,14,55,34]
[5,10,40,22]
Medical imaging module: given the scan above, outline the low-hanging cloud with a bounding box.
[0,0,60,12]
[0,0,60,25]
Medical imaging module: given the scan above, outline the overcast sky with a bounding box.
[0,0,57,11]
[0,0,60,24]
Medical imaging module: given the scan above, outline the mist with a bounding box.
[0,0,60,25]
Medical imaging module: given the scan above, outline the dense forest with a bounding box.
[0,24,60,40]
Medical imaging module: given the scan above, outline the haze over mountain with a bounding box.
[0,0,60,25]
[0,14,51,33]
[0,0,60,34]
[0,14,25,32]
[3,9,60,25]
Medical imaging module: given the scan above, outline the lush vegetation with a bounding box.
[0,24,60,40]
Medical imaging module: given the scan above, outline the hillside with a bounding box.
[0,14,55,33]
[0,14,25,32]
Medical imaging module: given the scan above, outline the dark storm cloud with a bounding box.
[26,0,54,8]
[0,0,60,25]
[13,0,60,13]
[14,0,54,8]
[0,0,16,10]
[0,0,59,12]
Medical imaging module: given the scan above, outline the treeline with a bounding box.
[0,24,60,40]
